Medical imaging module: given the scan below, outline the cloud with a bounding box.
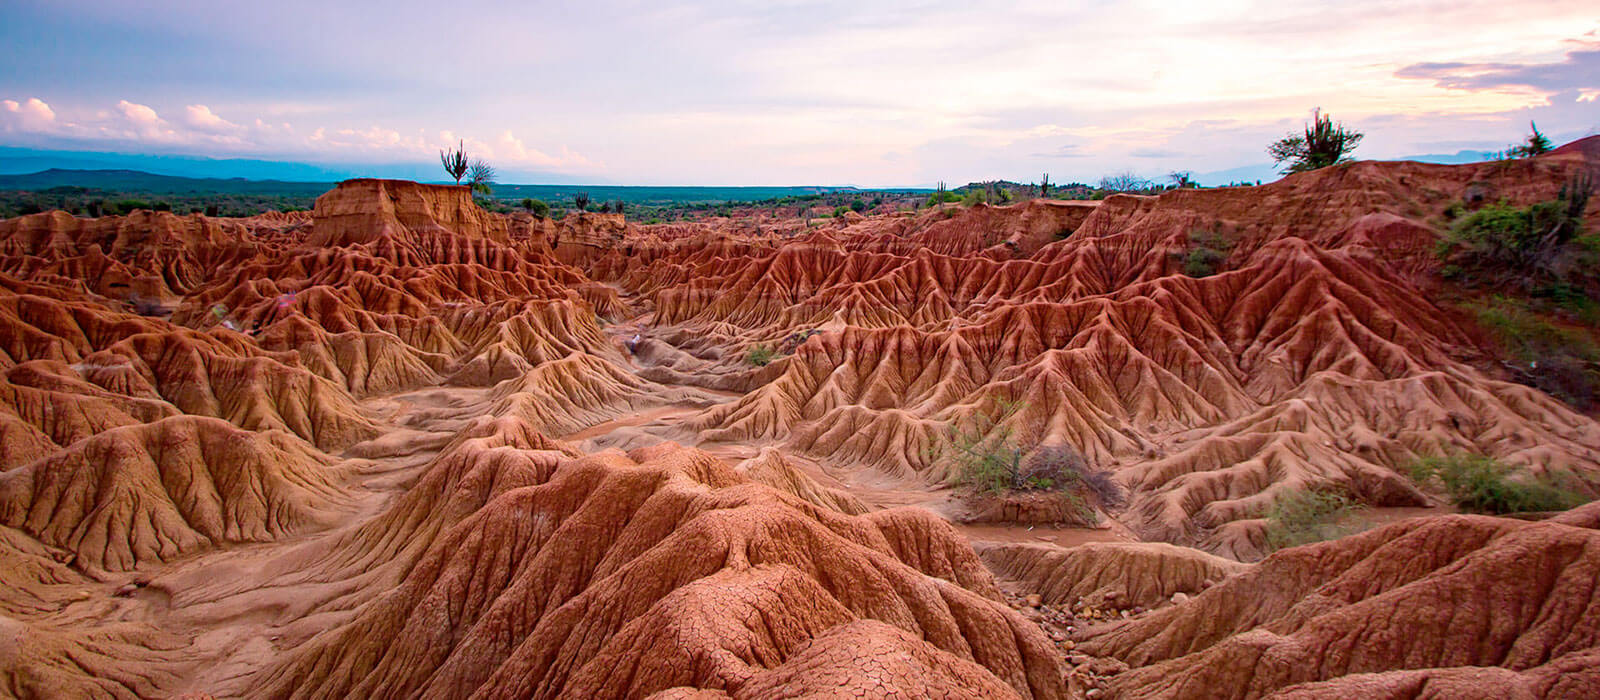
[2,97,56,130]
[116,100,161,127]
[0,95,603,178]
[184,104,239,132]
[489,130,599,170]
[1395,45,1600,95]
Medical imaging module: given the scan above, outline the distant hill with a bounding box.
[0,169,922,206]
[0,169,334,196]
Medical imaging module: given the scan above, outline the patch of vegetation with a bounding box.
[520,198,550,218]
[0,190,317,218]
[926,181,960,207]
[942,398,1121,505]
[1262,488,1365,551]
[1436,174,1593,292]
[1406,454,1588,515]
[745,343,777,366]
[1267,108,1363,174]
[1435,175,1600,407]
[1180,227,1233,277]
[1097,171,1154,194]
[1499,121,1554,160]
[1469,297,1600,407]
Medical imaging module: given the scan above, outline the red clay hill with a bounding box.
[1,144,1599,698]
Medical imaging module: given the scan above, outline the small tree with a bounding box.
[1168,171,1196,189]
[468,160,495,196]
[521,198,550,218]
[1039,173,1051,198]
[1268,108,1363,174]
[440,140,470,185]
[1506,121,1554,159]
[612,199,625,215]
[1098,171,1151,193]
[572,192,590,211]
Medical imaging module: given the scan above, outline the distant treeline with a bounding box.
[0,168,1161,222]
[0,186,317,218]
[0,168,943,219]
[0,169,335,196]
[487,184,903,206]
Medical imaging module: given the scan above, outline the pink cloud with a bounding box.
[184,104,240,132]
[1,98,56,130]
[3,96,601,177]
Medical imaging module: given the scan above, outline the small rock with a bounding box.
[1061,640,1076,651]
[113,584,138,598]
[1171,591,1190,604]
[1086,689,1104,699]
[1025,594,1043,608]
[1069,654,1091,666]
[1050,631,1066,642]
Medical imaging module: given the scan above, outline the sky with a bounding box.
[1,0,1597,186]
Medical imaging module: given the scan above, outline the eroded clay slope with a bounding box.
[588,142,1600,558]
[259,443,1065,699]
[1078,513,1600,698]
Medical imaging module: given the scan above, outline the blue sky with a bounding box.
[2,0,1597,186]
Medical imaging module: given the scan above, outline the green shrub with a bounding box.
[520,198,550,218]
[1181,228,1233,277]
[1407,454,1587,514]
[1263,488,1364,551]
[1435,175,1592,290]
[940,398,1121,506]
[745,343,777,366]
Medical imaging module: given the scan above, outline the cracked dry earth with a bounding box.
[4,138,1600,699]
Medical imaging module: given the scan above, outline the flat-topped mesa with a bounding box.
[309,178,511,247]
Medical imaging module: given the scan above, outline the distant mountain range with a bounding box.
[0,168,334,196]
[0,146,1506,201]
[0,168,894,206]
